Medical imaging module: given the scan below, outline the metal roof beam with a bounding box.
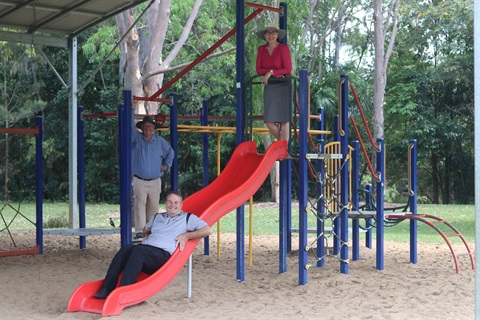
[27,0,93,34]
[0,30,68,47]
[71,0,155,37]
[0,0,36,21]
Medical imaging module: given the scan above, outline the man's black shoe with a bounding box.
[93,287,111,299]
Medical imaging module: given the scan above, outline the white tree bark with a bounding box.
[117,0,204,114]
[372,0,400,140]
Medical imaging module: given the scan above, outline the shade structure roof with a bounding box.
[0,0,151,47]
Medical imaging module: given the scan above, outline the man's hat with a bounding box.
[136,116,161,129]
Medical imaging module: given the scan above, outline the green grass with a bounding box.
[0,201,475,244]
[214,203,475,244]
[0,202,121,231]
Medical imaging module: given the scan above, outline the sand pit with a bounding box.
[0,231,475,320]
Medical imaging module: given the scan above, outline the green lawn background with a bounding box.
[0,202,474,244]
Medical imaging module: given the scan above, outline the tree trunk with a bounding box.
[117,0,203,114]
[372,0,400,140]
[372,0,400,192]
[444,151,451,204]
[333,4,345,73]
[431,151,440,204]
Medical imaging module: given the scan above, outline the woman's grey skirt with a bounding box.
[263,79,291,123]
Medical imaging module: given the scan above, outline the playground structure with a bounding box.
[67,66,474,318]
[0,117,43,256]
[64,72,474,316]
[0,1,475,316]
[67,140,288,316]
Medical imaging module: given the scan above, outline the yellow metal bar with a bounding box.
[159,125,332,136]
[249,197,253,267]
[216,134,222,257]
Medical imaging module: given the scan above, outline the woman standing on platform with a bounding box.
[255,23,292,141]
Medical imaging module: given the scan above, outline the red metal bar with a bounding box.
[0,127,39,135]
[246,2,282,13]
[349,114,379,180]
[82,112,117,119]
[0,246,40,257]
[385,213,475,273]
[140,8,264,101]
[349,83,378,149]
[133,97,172,103]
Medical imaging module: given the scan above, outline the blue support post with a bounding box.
[169,93,179,192]
[365,184,373,249]
[279,159,288,273]
[298,69,309,285]
[119,91,133,247]
[316,107,325,267]
[332,115,340,255]
[339,75,349,274]
[278,3,290,274]
[201,100,210,255]
[409,139,418,263]
[35,116,43,253]
[376,138,385,270]
[279,2,287,45]
[77,107,86,249]
[235,0,246,282]
[351,141,360,261]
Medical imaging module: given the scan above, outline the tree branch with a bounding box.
[141,47,235,81]
[163,0,204,68]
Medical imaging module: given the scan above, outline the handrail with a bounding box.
[337,78,345,136]
[349,115,379,180]
[408,143,414,196]
[349,83,378,149]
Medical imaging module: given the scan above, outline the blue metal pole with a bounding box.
[35,116,43,253]
[235,0,246,282]
[278,1,289,275]
[298,69,309,285]
[376,138,385,270]
[279,159,288,273]
[316,107,325,267]
[352,140,360,261]
[365,184,373,249]
[339,75,349,274]
[169,93,179,192]
[279,3,287,45]
[201,99,210,255]
[119,91,132,246]
[409,139,418,263]
[77,107,86,249]
[332,115,340,255]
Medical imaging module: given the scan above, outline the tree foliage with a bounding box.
[0,0,474,204]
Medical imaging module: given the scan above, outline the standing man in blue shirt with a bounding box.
[132,112,174,241]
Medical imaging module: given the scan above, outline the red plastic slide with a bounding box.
[67,140,288,316]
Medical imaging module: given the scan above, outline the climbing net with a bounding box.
[0,132,38,253]
[304,152,351,269]
[0,191,36,248]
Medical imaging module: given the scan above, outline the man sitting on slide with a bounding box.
[93,191,212,299]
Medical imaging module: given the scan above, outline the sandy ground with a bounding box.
[0,230,475,320]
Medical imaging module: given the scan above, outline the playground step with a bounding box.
[445,233,461,238]
[291,227,366,234]
[44,228,120,236]
[306,153,342,160]
[456,253,473,257]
